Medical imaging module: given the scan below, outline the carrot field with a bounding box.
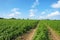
[0,19,60,40]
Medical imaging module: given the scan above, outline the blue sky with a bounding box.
[0,0,60,19]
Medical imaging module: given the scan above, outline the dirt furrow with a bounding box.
[47,25,60,40]
[15,29,36,40]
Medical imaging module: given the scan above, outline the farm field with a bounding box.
[0,19,60,40]
[0,0,60,40]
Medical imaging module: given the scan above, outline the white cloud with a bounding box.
[47,11,60,17]
[15,11,21,14]
[32,0,39,8]
[29,0,39,17]
[29,13,35,17]
[29,9,38,17]
[29,9,35,17]
[41,11,46,15]
[51,0,60,8]
[39,16,45,19]
[8,8,21,17]
[8,13,15,17]
[11,8,19,12]
[39,11,60,19]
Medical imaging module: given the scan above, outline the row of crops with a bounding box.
[0,19,60,40]
[33,20,60,40]
[33,21,49,40]
[45,20,60,35]
[0,19,39,40]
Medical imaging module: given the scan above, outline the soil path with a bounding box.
[46,24,60,40]
[15,28,37,40]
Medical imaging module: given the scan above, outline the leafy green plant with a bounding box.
[33,21,49,40]
[0,19,39,40]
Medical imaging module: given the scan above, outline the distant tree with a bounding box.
[23,18,24,20]
[0,17,4,19]
[46,19,50,20]
[27,18,29,20]
[10,18,16,19]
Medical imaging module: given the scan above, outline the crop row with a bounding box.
[45,20,60,35]
[33,21,49,40]
[0,19,39,40]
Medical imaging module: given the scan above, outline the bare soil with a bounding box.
[15,24,60,40]
[15,28,36,40]
[47,25,60,40]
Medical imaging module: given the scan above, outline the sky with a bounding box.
[0,0,60,19]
